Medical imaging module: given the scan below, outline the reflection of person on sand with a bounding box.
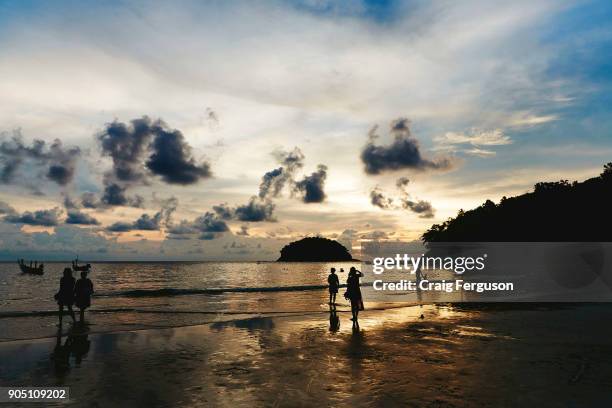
[51,328,91,377]
[74,271,94,326]
[55,268,76,325]
[329,307,340,332]
[344,267,364,325]
[327,267,340,305]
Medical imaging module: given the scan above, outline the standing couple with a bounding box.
[55,268,94,326]
[328,267,364,326]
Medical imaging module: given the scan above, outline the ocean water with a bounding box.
[0,261,374,341]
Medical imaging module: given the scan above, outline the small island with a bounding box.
[277,237,355,262]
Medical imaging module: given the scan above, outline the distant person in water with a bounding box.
[55,268,76,325]
[327,267,340,305]
[74,271,94,325]
[345,267,364,325]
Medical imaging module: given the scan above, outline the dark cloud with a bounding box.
[65,210,100,225]
[360,230,389,240]
[81,192,101,209]
[401,198,435,218]
[370,187,393,209]
[236,225,249,236]
[293,165,328,203]
[0,131,81,186]
[146,125,211,185]
[98,116,211,185]
[258,148,306,200]
[98,117,153,183]
[234,197,275,222]
[63,194,80,210]
[100,183,144,208]
[45,140,81,185]
[106,221,134,232]
[396,177,410,188]
[258,167,285,199]
[361,118,453,175]
[4,208,62,226]
[199,232,217,240]
[212,203,234,220]
[0,201,16,215]
[167,221,199,235]
[273,147,305,171]
[168,211,230,240]
[107,213,161,232]
[368,179,435,217]
[106,198,177,232]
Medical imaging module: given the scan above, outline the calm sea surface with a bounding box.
[1,261,372,341]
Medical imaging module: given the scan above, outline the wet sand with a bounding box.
[2,304,612,407]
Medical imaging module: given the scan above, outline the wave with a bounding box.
[93,282,372,298]
[0,308,322,319]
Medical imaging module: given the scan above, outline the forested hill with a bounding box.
[277,237,354,262]
[422,163,612,242]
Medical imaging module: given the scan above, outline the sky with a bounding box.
[0,0,611,260]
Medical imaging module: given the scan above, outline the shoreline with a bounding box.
[2,303,612,406]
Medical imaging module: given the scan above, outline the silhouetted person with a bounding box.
[329,307,340,332]
[55,268,76,325]
[327,267,340,305]
[74,271,94,325]
[345,267,364,325]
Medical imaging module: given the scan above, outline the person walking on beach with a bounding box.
[55,268,76,325]
[327,267,340,305]
[345,267,364,325]
[74,271,94,326]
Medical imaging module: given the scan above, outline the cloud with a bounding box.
[107,213,162,232]
[370,187,393,209]
[360,230,388,240]
[4,207,62,226]
[434,128,511,157]
[98,117,154,183]
[65,210,100,225]
[361,118,454,175]
[167,211,230,240]
[436,129,511,147]
[258,147,306,200]
[63,194,80,210]
[258,167,285,199]
[0,130,81,186]
[234,197,275,222]
[106,199,177,232]
[236,225,249,236]
[101,183,144,208]
[99,116,211,186]
[463,148,497,158]
[145,125,212,185]
[401,198,435,218]
[395,177,410,188]
[81,192,101,209]
[212,203,234,220]
[369,178,436,218]
[293,164,328,203]
[0,201,16,215]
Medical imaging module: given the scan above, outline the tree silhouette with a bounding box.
[423,162,612,242]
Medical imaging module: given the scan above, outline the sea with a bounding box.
[1,261,404,341]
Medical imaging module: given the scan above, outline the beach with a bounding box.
[2,303,612,407]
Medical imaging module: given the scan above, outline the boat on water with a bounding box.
[17,259,44,275]
[72,258,91,272]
